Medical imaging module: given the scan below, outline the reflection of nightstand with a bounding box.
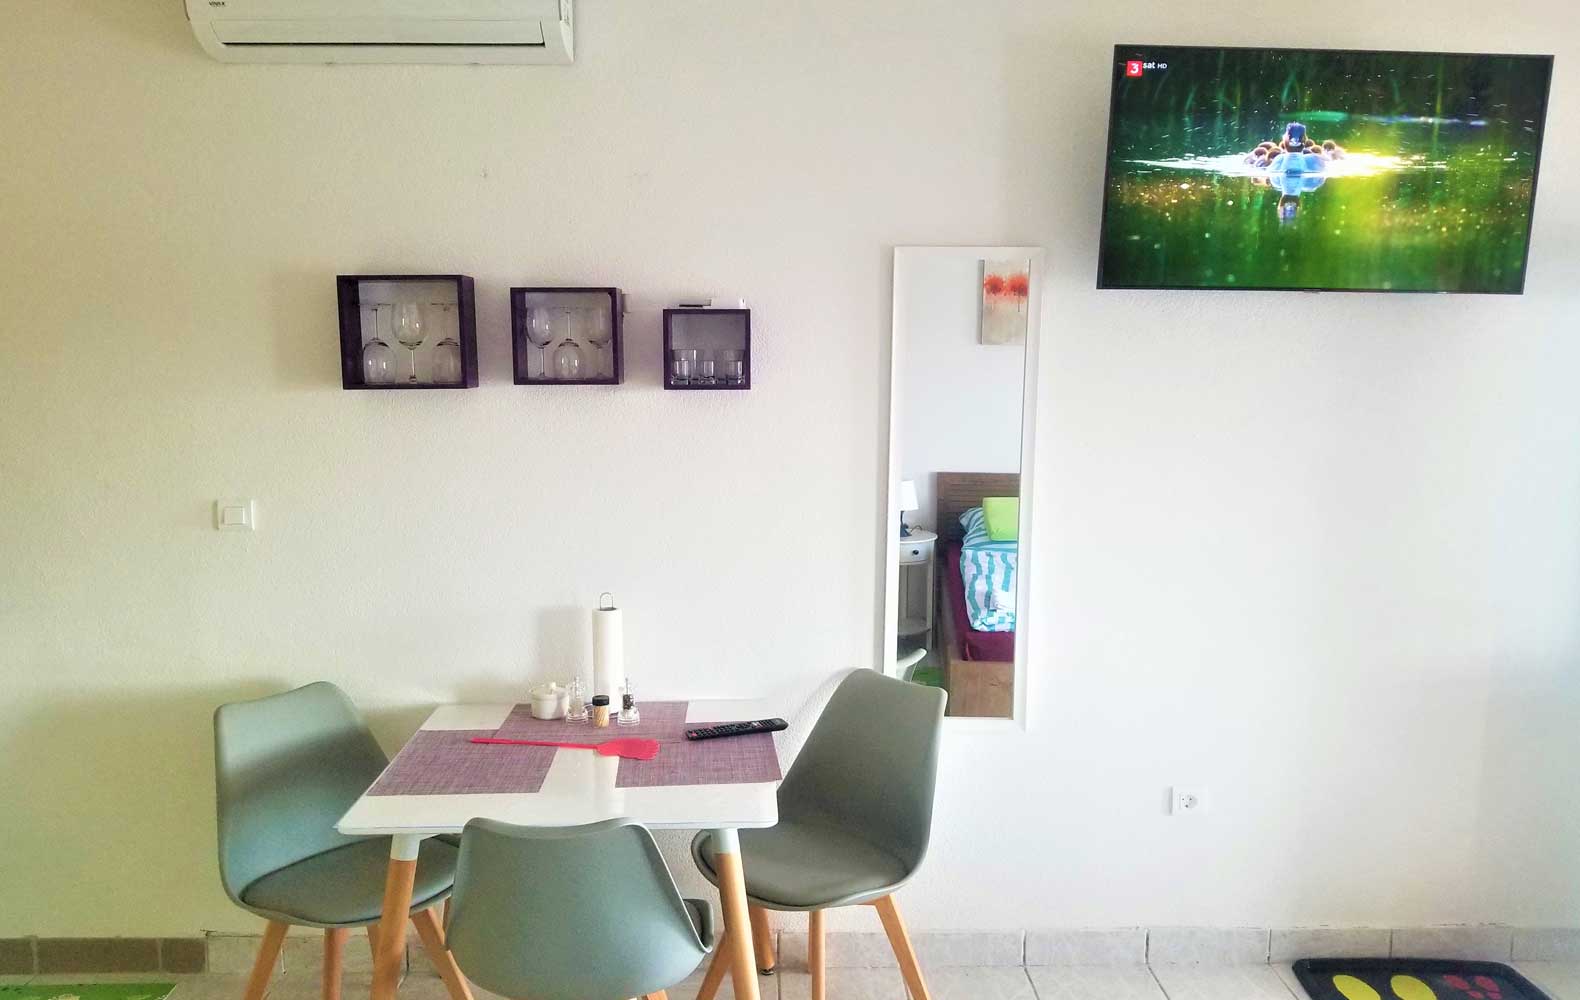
[897,529,937,640]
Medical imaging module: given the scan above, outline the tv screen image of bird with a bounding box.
[1096,46,1553,293]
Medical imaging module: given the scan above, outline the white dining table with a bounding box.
[338,698,780,1000]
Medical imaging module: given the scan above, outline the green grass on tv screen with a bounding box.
[1098,46,1551,293]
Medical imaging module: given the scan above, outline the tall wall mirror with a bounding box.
[883,246,1043,723]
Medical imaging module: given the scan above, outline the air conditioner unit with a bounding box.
[184,0,573,65]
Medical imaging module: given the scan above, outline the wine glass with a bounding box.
[392,302,426,383]
[552,338,586,380]
[430,303,462,383]
[522,307,555,379]
[585,308,613,378]
[362,303,396,384]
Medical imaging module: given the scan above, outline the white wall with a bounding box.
[898,252,1028,532]
[2,0,1579,937]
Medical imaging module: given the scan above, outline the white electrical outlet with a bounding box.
[1171,786,1207,815]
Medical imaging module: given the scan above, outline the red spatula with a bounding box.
[470,736,661,761]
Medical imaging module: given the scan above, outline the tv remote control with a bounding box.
[684,718,788,741]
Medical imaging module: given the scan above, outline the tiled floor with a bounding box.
[6,963,1580,1000]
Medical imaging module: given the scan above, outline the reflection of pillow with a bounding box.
[982,497,1019,541]
[959,506,987,543]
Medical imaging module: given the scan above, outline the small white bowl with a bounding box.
[530,682,566,720]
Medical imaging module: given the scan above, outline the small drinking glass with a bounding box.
[719,349,745,386]
[671,348,697,384]
[362,304,397,384]
[392,302,426,383]
[696,354,717,385]
[564,677,589,723]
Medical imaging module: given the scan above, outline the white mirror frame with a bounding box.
[881,245,1045,731]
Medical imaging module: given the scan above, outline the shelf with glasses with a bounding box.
[663,308,750,390]
[337,275,478,390]
[511,287,624,385]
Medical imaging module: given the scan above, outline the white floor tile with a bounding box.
[1515,962,1580,1000]
[1516,932,1580,963]
[923,968,1037,1000]
[779,968,906,1000]
[163,975,252,1000]
[1026,930,1148,967]
[1392,928,1513,962]
[1029,966,1167,1000]
[1150,965,1298,1000]
[669,965,779,1000]
[1273,962,1310,999]
[1149,929,1271,966]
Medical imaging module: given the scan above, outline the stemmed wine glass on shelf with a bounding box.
[523,307,555,379]
[430,302,462,383]
[585,308,613,378]
[392,302,426,383]
[361,302,396,384]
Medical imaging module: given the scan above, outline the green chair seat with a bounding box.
[240,836,457,928]
[691,817,911,910]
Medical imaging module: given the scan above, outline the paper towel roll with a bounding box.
[592,594,624,705]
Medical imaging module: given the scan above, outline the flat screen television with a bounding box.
[1096,45,1553,293]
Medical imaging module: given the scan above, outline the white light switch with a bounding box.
[215,499,255,532]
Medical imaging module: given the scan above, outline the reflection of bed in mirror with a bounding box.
[935,471,1018,718]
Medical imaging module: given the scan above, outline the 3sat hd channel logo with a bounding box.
[1125,59,1167,77]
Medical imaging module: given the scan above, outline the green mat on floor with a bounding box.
[910,666,944,688]
[1,985,176,1000]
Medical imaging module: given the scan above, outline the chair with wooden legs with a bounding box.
[214,682,469,1000]
[443,817,715,1000]
[690,669,947,1000]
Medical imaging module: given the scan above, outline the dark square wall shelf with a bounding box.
[511,287,624,385]
[337,275,478,389]
[663,308,751,390]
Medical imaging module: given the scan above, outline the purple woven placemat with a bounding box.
[496,700,690,743]
[367,730,553,796]
[616,731,782,788]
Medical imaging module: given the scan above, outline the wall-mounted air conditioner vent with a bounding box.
[185,0,573,64]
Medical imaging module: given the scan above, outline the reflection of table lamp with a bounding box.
[898,480,919,538]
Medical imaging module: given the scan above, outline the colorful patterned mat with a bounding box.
[1293,960,1553,1000]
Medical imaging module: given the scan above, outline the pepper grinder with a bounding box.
[617,678,640,726]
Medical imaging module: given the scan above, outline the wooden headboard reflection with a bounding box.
[935,472,1020,543]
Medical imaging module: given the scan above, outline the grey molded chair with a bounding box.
[689,669,947,1000]
[214,682,463,1000]
[445,817,715,1000]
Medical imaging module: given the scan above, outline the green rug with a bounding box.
[1,985,176,1000]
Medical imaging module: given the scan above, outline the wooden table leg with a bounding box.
[708,828,761,1000]
[372,835,422,1000]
